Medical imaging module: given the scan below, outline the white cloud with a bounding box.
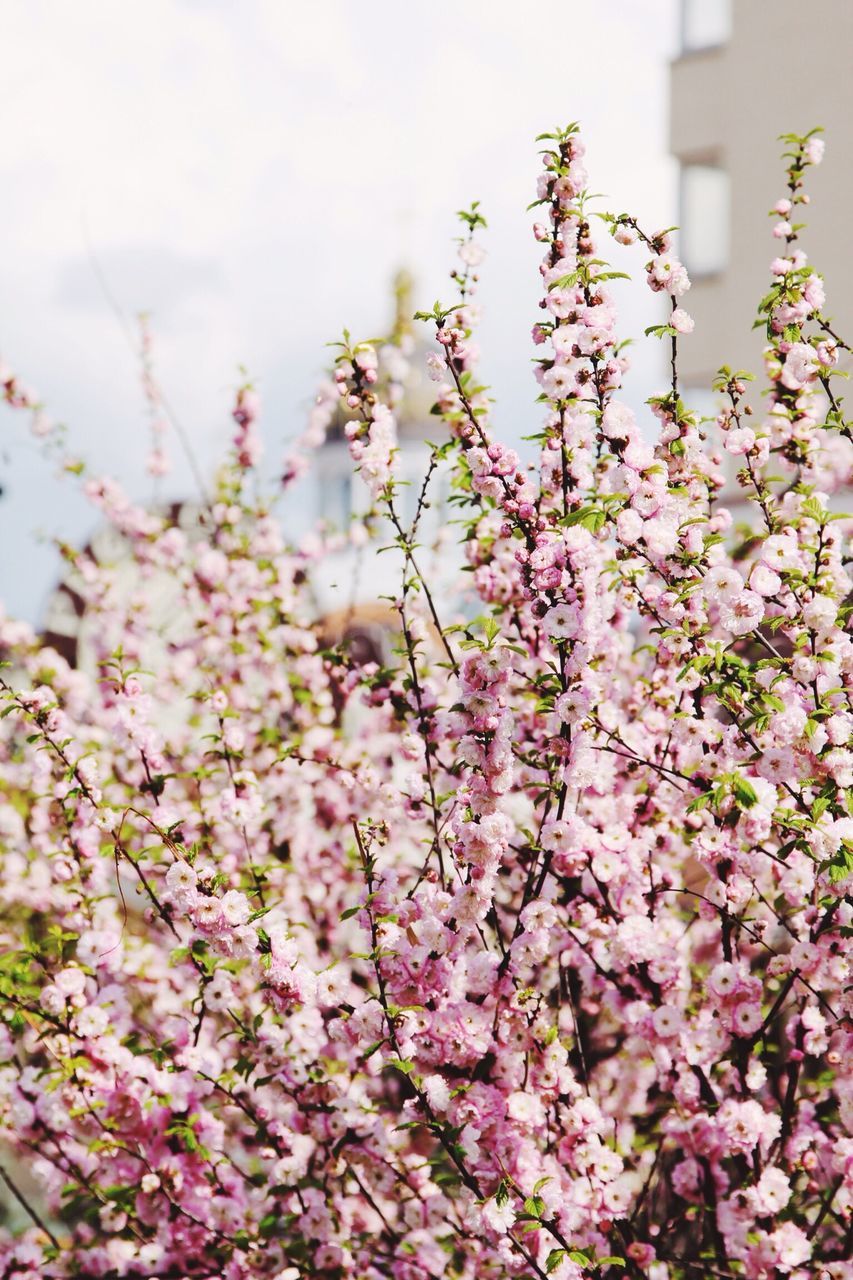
[0,0,678,620]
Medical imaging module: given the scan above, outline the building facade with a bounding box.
[670,0,853,406]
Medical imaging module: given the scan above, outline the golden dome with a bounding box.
[326,269,437,444]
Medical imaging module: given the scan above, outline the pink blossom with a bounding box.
[749,562,781,596]
[601,400,636,440]
[719,589,765,635]
[670,307,694,334]
[724,426,756,455]
[780,341,819,389]
[543,601,579,640]
[701,565,744,602]
[426,351,447,382]
[803,136,825,165]
[0,121,845,1280]
[647,253,691,298]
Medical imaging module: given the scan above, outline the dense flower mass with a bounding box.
[0,125,851,1280]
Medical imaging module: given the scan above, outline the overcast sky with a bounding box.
[0,0,678,622]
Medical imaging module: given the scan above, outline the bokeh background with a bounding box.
[1,0,851,625]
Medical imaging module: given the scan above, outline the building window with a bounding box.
[334,473,352,527]
[681,0,731,52]
[680,163,730,277]
[318,469,352,529]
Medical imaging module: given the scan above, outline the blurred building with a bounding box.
[670,0,853,407]
[309,270,456,665]
[41,273,457,674]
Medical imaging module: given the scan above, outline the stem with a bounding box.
[0,1162,60,1248]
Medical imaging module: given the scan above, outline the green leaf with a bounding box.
[522,1194,545,1220]
[388,1056,413,1075]
[827,843,853,884]
[732,775,758,808]
[644,323,678,339]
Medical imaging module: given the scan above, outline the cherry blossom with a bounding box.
[0,123,848,1280]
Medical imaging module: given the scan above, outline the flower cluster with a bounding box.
[0,124,850,1280]
[334,342,400,501]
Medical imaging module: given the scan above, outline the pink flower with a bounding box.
[643,517,679,556]
[701,565,744,602]
[422,1074,451,1111]
[482,1195,516,1233]
[719,589,765,635]
[601,401,636,440]
[761,532,799,571]
[0,120,846,1280]
[803,274,825,309]
[652,1005,683,1038]
[749,1158,792,1215]
[749,562,781,596]
[647,253,691,298]
[780,341,818,389]
[426,352,447,382]
[543,601,579,640]
[616,507,643,545]
[724,427,755,455]
[718,1099,768,1154]
[804,136,825,165]
[670,307,694,334]
[165,860,198,902]
[546,287,575,319]
[543,364,578,400]
[626,1243,657,1268]
[708,961,741,998]
[459,240,486,267]
[753,1222,811,1273]
[555,687,590,722]
[731,1001,763,1037]
[802,594,837,631]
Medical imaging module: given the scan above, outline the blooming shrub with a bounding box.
[0,124,851,1280]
